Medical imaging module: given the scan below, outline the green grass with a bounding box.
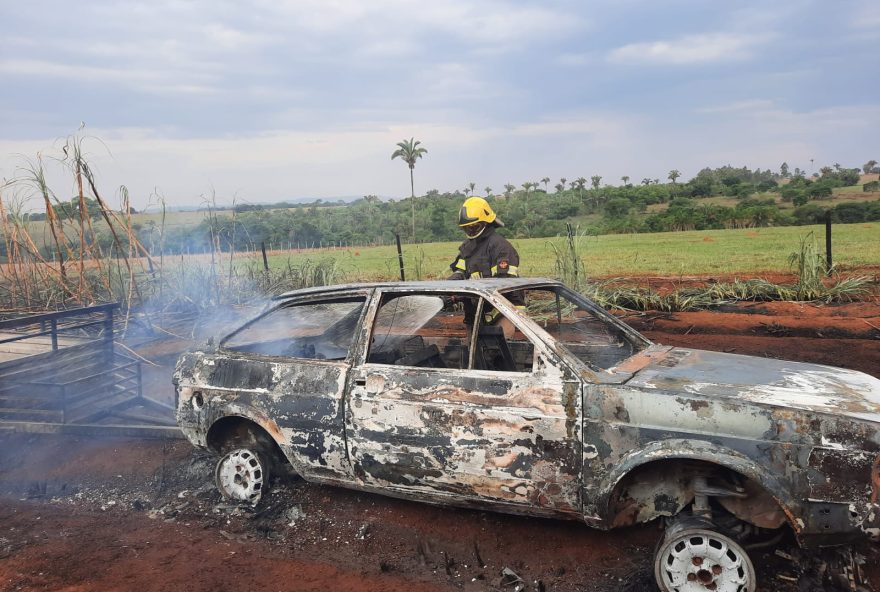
[251,223,880,281]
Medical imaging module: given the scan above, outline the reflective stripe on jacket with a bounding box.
[448,226,520,280]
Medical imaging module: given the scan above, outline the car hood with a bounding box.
[626,347,880,423]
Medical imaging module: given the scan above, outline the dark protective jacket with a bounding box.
[448,226,520,280]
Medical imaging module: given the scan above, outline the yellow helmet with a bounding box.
[458,196,503,227]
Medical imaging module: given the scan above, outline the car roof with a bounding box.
[273,277,562,300]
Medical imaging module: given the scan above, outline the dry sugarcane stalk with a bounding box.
[0,191,19,304]
[228,196,237,291]
[80,164,141,300]
[82,163,156,271]
[72,154,110,301]
[120,186,137,335]
[24,157,71,294]
[13,215,71,303]
[159,194,166,301]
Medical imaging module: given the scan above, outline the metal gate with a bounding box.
[0,304,180,438]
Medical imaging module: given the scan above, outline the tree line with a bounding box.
[4,160,879,259]
[131,161,878,255]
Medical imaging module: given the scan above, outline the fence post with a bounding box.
[261,241,269,273]
[395,234,406,281]
[566,222,578,287]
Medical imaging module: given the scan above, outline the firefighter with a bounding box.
[448,197,519,280]
[448,197,521,343]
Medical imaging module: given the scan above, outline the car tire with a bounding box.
[654,526,756,592]
[214,448,270,505]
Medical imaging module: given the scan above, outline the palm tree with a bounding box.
[641,178,651,186]
[521,181,534,201]
[621,175,630,187]
[391,137,428,241]
[541,177,550,191]
[668,169,681,184]
[589,175,604,208]
[484,186,492,197]
[575,177,587,200]
[560,177,567,190]
[503,183,515,199]
[466,182,476,195]
[554,183,564,193]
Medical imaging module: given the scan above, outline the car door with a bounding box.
[345,289,583,517]
[216,294,368,482]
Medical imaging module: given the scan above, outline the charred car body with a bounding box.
[174,279,880,591]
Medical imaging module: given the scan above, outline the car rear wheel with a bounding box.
[654,527,756,592]
[215,448,269,505]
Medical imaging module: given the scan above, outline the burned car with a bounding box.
[174,278,880,592]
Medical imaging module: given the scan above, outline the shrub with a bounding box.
[792,203,826,225]
[780,185,804,202]
[807,182,834,199]
[604,198,631,218]
[833,203,867,223]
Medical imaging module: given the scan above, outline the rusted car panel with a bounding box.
[176,357,355,482]
[346,356,583,516]
[174,278,880,549]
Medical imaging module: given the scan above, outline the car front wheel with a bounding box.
[654,526,756,592]
[214,448,270,505]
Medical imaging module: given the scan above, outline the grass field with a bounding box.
[249,222,880,281]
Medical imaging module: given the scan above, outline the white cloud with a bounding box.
[745,104,880,135]
[0,112,638,208]
[850,0,880,28]
[639,103,880,179]
[1,1,875,209]
[696,102,880,135]
[608,33,767,65]
[414,63,499,102]
[555,52,598,67]
[2,102,875,211]
[262,0,577,45]
[0,58,220,96]
[697,99,777,114]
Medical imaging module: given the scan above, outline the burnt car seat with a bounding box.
[395,344,446,368]
[475,326,516,372]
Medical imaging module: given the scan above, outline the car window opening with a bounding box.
[508,288,644,370]
[223,298,366,360]
[367,293,535,373]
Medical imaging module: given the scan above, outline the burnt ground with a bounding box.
[1,297,880,592]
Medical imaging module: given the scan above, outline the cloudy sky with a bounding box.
[1,0,878,209]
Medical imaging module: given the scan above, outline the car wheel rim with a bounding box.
[654,528,756,592]
[215,448,266,504]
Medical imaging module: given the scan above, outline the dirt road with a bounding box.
[1,298,879,591]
